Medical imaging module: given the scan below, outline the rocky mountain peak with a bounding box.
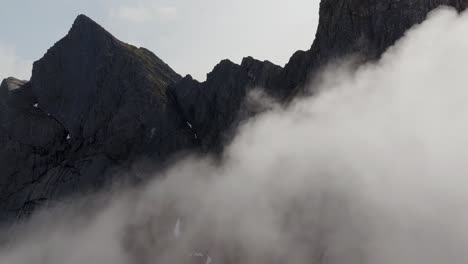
[68,14,113,41]
[30,14,182,138]
[72,14,99,27]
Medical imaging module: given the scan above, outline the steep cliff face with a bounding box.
[0,16,194,223]
[169,58,282,152]
[0,78,68,222]
[280,0,467,96]
[1,0,465,223]
[31,15,189,160]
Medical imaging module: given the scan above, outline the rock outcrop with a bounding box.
[1,0,466,223]
[169,57,282,152]
[279,0,468,96]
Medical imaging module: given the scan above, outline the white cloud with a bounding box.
[0,44,32,80]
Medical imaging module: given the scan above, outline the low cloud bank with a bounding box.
[2,7,468,264]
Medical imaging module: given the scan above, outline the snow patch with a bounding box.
[186,121,193,129]
[33,103,38,108]
[150,128,156,139]
[66,134,71,140]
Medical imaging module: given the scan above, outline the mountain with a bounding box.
[170,0,468,151]
[0,0,465,224]
[0,15,195,223]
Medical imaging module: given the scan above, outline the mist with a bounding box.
[2,7,468,264]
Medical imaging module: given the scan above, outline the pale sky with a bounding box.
[0,0,320,81]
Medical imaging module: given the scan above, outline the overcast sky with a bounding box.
[0,0,320,81]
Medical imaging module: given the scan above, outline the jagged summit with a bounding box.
[73,14,96,26]
[31,13,182,137]
[69,14,110,37]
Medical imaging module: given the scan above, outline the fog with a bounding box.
[2,7,468,264]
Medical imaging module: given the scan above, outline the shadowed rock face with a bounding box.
[0,78,68,222]
[169,0,467,152]
[0,15,194,223]
[0,1,465,223]
[280,0,467,96]
[169,58,283,152]
[31,15,188,160]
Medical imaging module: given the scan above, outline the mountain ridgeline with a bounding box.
[0,0,466,223]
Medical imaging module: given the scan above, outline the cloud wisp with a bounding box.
[0,44,32,80]
[2,7,468,264]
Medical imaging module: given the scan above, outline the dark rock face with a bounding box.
[0,16,194,223]
[279,0,468,96]
[169,58,282,152]
[31,15,188,160]
[1,1,466,223]
[0,79,68,222]
[170,0,467,152]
